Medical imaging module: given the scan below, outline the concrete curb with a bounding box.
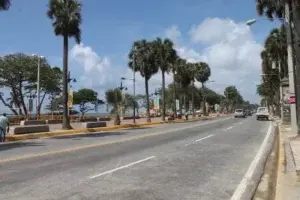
[230,121,276,200]
[4,116,219,142]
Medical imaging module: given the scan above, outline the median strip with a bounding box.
[5,115,222,142]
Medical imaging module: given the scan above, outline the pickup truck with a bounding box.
[256,107,269,120]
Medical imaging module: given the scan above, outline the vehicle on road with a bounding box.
[256,107,269,120]
[245,110,252,116]
[234,109,246,118]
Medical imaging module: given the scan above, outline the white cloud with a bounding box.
[164,25,181,43]
[70,18,262,104]
[166,17,263,102]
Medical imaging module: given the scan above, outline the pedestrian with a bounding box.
[0,113,9,142]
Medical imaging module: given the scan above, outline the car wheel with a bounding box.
[257,117,260,120]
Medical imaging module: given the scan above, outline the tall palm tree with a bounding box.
[188,62,197,117]
[0,0,10,10]
[174,58,193,114]
[47,0,82,129]
[194,62,211,115]
[152,38,177,121]
[128,40,158,122]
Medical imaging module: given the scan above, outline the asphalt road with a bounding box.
[0,116,271,200]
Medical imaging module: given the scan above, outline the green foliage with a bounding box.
[194,62,211,84]
[73,88,103,115]
[47,0,82,42]
[0,53,62,116]
[0,0,10,10]
[256,0,284,20]
[224,85,244,111]
[105,88,122,114]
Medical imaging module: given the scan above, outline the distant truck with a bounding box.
[256,107,269,120]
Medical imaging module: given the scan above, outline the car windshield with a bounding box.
[235,109,243,112]
[257,107,266,112]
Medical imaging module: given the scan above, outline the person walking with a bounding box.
[0,113,9,142]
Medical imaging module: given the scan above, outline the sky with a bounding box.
[0,0,280,114]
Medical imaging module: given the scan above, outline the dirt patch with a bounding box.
[252,126,279,200]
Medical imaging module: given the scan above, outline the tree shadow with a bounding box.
[52,131,127,140]
[0,142,44,151]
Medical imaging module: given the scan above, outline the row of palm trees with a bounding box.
[128,39,211,122]
[257,25,287,113]
[1,0,211,128]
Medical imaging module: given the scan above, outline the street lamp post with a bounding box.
[119,79,127,119]
[121,76,135,123]
[32,54,44,119]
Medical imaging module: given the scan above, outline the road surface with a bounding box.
[0,116,271,200]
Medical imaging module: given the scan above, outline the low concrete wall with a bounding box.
[46,119,63,124]
[20,120,47,126]
[82,122,107,128]
[98,117,111,121]
[79,117,98,122]
[13,125,50,135]
[122,116,141,120]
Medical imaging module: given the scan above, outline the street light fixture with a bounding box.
[246,19,257,26]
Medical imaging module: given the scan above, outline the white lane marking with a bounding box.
[89,156,155,179]
[185,134,214,146]
[223,126,233,131]
[238,121,244,125]
[195,134,214,142]
[230,122,273,200]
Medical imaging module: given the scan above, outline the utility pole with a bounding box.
[285,1,298,134]
[133,53,136,124]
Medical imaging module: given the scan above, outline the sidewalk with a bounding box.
[275,120,300,200]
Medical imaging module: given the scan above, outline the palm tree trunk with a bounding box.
[192,81,195,117]
[145,78,151,123]
[183,90,187,112]
[161,70,166,121]
[62,35,72,129]
[202,82,206,115]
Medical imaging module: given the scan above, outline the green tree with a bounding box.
[0,0,10,10]
[73,88,103,117]
[45,95,63,113]
[128,40,158,122]
[174,58,193,113]
[105,88,122,125]
[0,53,62,116]
[152,37,177,121]
[256,0,284,20]
[224,86,244,112]
[194,62,211,115]
[47,0,82,129]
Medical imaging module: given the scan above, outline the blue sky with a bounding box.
[0,0,279,113]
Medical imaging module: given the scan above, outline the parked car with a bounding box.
[256,107,269,120]
[234,109,246,118]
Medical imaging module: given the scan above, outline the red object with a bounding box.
[289,96,296,104]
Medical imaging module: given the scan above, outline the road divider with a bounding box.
[5,115,226,142]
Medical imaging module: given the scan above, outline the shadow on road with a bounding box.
[52,131,127,140]
[125,126,153,130]
[0,142,44,151]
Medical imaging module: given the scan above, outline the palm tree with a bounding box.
[47,0,82,129]
[128,40,158,122]
[105,88,122,125]
[174,58,193,114]
[189,62,197,117]
[256,0,284,20]
[152,38,177,121]
[0,0,10,10]
[194,62,211,115]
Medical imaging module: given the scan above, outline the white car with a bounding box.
[234,109,246,118]
[256,107,269,120]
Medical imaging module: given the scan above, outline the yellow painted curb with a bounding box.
[5,116,217,142]
[275,122,284,200]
